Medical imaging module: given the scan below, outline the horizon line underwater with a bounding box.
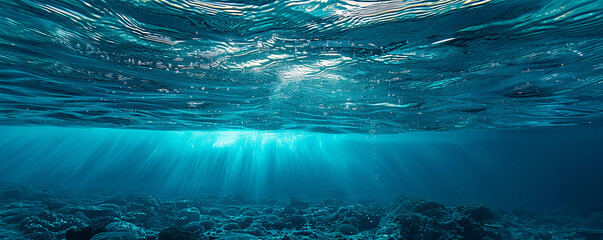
[1,0,603,239]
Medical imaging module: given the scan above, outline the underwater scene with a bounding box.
[1,0,603,239]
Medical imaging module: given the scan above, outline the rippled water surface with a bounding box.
[1,0,602,133]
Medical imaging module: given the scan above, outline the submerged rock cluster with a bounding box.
[0,184,601,240]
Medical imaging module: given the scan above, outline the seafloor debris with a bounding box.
[0,184,601,240]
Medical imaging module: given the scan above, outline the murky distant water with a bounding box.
[0,0,601,133]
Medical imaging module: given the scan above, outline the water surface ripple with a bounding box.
[0,0,602,133]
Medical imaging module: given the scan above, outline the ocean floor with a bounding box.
[0,184,602,240]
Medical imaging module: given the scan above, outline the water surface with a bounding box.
[1,0,601,133]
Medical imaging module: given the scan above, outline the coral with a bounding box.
[337,224,360,235]
[332,204,382,231]
[66,225,107,240]
[90,231,137,240]
[222,222,241,230]
[0,184,595,240]
[157,227,196,240]
[456,205,496,222]
[284,214,306,228]
[105,221,145,238]
[199,220,216,229]
[207,208,223,216]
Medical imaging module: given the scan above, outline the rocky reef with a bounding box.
[0,184,601,240]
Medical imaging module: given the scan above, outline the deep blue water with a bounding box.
[0,0,603,239]
[1,126,603,211]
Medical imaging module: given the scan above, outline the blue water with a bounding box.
[1,126,603,211]
[1,0,601,133]
[0,0,603,239]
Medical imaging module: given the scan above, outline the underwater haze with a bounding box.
[1,0,603,239]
